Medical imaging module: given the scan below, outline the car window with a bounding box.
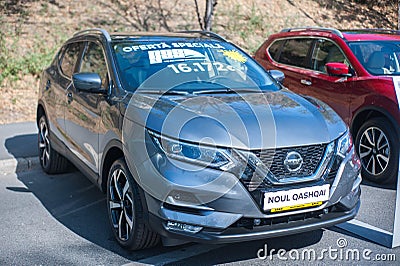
[80,42,108,87]
[348,41,400,75]
[60,42,82,78]
[112,39,279,92]
[268,40,284,61]
[278,38,313,68]
[312,39,347,73]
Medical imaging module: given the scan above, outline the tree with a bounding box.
[194,0,218,31]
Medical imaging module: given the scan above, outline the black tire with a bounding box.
[38,115,69,174]
[107,158,160,250]
[355,118,399,184]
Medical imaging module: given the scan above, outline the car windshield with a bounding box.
[348,41,400,76]
[112,38,279,92]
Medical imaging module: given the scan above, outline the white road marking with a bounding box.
[55,198,105,219]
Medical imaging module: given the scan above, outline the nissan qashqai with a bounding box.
[37,29,361,250]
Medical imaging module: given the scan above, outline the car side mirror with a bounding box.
[72,72,105,93]
[268,70,285,83]
[325,62,352,77]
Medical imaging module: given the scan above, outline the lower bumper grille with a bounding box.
[231,207,330,229]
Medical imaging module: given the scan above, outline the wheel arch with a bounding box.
[36,101,47,126]
[100,140,124,192]
[350,106,399,140]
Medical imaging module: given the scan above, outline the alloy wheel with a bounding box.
[358,126,390,176]
[109,168,134,241]
[39,118,51,169]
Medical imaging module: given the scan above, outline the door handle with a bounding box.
[67,92,73,104]
[45,80,51,90]
[300,79,312,86]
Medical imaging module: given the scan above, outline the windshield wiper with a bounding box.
[136,89,190,96]
[136,88,259,96]
[193,88,258,95]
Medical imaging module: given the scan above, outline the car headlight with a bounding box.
[337,130,353,158]
[148,130,235,171]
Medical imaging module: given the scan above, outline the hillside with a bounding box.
[0,0,396,124]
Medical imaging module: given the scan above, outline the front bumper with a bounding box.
[148,200,360,244]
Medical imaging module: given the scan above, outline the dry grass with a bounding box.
[0,0,396,124]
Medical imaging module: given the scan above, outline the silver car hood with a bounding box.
[124,89,346,150]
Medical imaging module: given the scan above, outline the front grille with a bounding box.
[254,144,326,179]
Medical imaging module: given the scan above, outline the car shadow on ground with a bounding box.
[361,179,397,191]
[5,134,324,263]
[4,133,38,158]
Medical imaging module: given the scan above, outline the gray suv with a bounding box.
[37,28,361,250]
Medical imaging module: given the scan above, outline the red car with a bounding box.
[254,27,400,184]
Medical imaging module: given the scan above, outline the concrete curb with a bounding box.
[0,156,40,175]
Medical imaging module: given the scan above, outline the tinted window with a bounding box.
[80,42,108,87]
[112,39,279,92]
[312,39,347,73]
[278,38,313,68]
[348,41,400,75]
[60,42,82,78]
[268,40,284,61]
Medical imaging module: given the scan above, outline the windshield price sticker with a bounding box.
[121,42,225,53]
[148,49,206,64]
[263,184,330,212]
[220,49,247,63]
[167,62,236,74]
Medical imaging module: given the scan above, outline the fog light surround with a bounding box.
[166,221,203,234]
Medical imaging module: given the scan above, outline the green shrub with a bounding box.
[0,34,57,84]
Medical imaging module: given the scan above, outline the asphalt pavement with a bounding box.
[0,122,38,160]
[0,122,399,265]
[0,122,39,174]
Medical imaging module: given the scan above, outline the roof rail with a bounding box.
[176,30,227,42]
[342,28,400,35]
[281,27,344,38]
[73,28,112,42]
